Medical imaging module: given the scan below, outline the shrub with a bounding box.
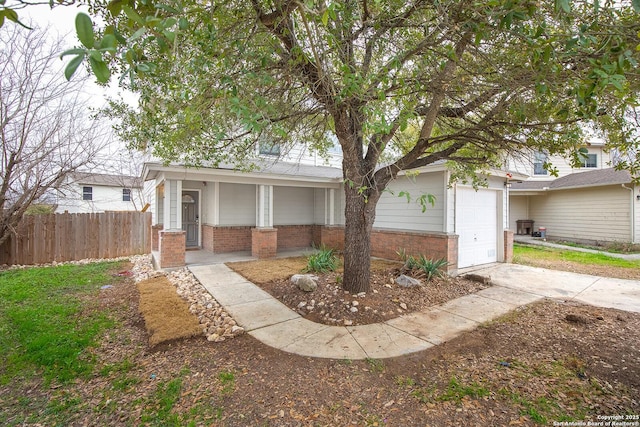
[397,249,449,281]
[305,246,339,273]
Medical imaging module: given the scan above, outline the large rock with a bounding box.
[395,274,421,288]
[291,274,318,292]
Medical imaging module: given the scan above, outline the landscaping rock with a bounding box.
[395,274,421,288]
[291,274,319,292]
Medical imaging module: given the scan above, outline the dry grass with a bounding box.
[137,276,202,347]
[227,256,402,284]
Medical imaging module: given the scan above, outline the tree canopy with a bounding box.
[60,0,640,292]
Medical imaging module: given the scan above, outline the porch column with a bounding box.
[327,188,335,226]
[253,184,277,258]
[159,179,185,268]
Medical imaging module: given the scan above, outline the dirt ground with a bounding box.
[2,259,639,426]
[228,257,489,325]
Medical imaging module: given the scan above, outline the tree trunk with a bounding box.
[342,183,378,294]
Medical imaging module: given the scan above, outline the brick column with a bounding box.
[504,229,515,263]
[159,230,186,268]
[151,224,164,251]
[251,228,278,259]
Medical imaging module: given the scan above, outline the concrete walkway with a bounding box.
[188,262,640,360]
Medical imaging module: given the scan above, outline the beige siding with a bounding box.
[273,187,315,225]
[219,183,256,226]
[510,196,530,231]
[508,146,611,179]
[529,186,631,242]
[374,172,445,232]
[635,185,640,243]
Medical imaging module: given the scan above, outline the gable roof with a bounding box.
[70,172,143,188]
[511,168,632,192]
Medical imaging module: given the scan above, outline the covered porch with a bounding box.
[142,161,344,269]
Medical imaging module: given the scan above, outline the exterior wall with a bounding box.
[252,228,278,258]
[374,172,446,232]
[272,143,343,168]
[219,183,256,225]
[274,187,315,225]
[509,146,611,180]
[277,225,315,248]
[56,184,143,214]
[635,185,640,244]
[509,196,530,232]
[317,226,458,274]
[528,186,631,242]
[152,224,163,251]
[201,225,252,252]
[504,230,514,263]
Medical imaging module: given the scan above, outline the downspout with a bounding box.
[622,184,635,243]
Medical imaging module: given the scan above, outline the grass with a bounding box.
[304,246,339,273]
[0,262,121,385]
[550,240,640,254]
[513,243,640,269]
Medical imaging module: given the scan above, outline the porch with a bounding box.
[151,247,318,269]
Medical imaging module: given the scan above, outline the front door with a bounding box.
[182,191,199,247]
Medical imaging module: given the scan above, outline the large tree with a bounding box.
[0,25,108,246]
[66,0,639,292]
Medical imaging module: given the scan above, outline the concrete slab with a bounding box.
[189,264,249,288]
[472,264,598,299]
[223,298,300,331]
[280,326,368,359]
[249,317,330,350]
[437,294,517,323]
[385,307,478,345]
[476,286,542,306]
[199,280,274,306]
[348,323,433,359]
[574,277,640,313]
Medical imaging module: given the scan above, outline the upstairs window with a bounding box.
[123,188,132,201]
[580,153,598,168]
[82,186,93,201]
[533,151,548,175]
[259,141,281,156]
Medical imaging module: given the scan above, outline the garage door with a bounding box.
[456,187,498,268]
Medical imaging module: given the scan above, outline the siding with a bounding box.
[635,185,640,243]
[509,196,529,232]
[528,186,631,242]
[508,147,612,179]
[219,183,256,226]
[374,172,445,232]
[273,186,315,225]
[56,185,143,213]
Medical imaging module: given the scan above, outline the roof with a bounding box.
[70,172,143,188]
[511,168,632,192]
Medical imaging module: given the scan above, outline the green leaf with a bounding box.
[88,56,110,83]
[100,33,117,50]
[321,9,329,26]
[555,0,571,13]
[107,0,124,17]
[64,54,85,81]
[122,5,144,26]
[130,27,146,41]
[178,17,188,30]
[75,13,95,49]
[633,0,640,12]
[60,48,86,58]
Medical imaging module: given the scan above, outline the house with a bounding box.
[508,143,640,244]
[143,150,523,273]
[55,172,145,214]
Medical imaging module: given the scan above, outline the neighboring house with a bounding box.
[508,142,640,244]
[56,172,145,214]
[143,145,523,272]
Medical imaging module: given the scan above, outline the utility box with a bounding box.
[516,220,534,235]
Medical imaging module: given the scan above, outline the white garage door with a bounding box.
[456,187,498,268]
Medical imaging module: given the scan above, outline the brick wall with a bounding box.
[252,228,278,258]
[277,225,314,249]
[504,229,514,263]
[317,226,459,274]
[200,225,253,253]
[151,224,163,251]
[159,230,185,268]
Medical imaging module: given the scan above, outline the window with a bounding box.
[82,186,93,201]
[580,153,597,168]
[533,151,548,175]
[123,188,131,202]
[259,141,281,156]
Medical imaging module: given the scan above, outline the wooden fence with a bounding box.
[0,211,152,266]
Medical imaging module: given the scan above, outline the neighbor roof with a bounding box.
[510,168,632,192]
[71,172,143,188]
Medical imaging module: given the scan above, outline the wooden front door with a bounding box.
[182,191,199,247]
